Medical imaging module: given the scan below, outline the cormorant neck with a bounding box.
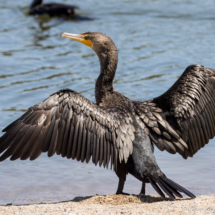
[30,0,43,9]
[95,48,118,105]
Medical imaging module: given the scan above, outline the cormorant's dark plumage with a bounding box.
[29,0,78,19]
[2,31,215,199]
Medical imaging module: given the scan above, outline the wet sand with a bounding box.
[1,194,215,215]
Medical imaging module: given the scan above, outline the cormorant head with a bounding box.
[61,31,117,56]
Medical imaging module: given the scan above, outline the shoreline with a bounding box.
[1,194,215,215]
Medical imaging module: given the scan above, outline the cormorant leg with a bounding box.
[139,182,145,195]
[116,177,129,195]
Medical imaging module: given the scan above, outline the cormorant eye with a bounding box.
[86,35,91,39]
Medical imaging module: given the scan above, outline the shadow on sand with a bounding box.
[70,194,194,205]
[3,194,194,207]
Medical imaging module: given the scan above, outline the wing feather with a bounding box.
[10,125,37,161]
[48,118,60,157]
[42,115,56,152]
[106,139,110,169]
[85,132,91,163]
[0,89,135,168]
[21,124,43,160]
[56,105,68,155]
[66,117,75,159]
[102,134,107,168]
[80,125,87,162]
[135,65,215,158]
[99,134,104,167]
[30,124,49,160]
[94,135,100,165]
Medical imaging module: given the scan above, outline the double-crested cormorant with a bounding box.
[2,31,215,200]
[29,0,79,19]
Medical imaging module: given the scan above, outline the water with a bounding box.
[0,0,215,205]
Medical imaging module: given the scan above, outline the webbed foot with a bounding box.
[116,191,130,195]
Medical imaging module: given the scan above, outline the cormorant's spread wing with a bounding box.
[0,89,135,168]
[135,64,215,158]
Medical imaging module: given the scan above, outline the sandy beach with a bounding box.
[1,194,215,215]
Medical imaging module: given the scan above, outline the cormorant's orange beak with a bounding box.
[61,32,93,48]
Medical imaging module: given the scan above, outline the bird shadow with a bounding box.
[2,194,194,207]
[64,194,194,205]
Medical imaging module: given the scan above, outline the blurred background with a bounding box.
[0,0,215,205]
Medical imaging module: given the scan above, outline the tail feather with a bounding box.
[148,178,165,198]
[157,181,175,199]
[149,175,196,199]
[161,176,196,198]
[159,178,183,198]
